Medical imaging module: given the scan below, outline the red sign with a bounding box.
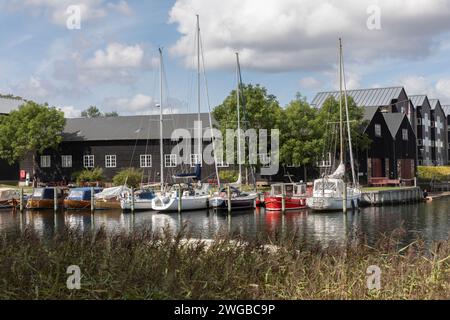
[20,170,26,180]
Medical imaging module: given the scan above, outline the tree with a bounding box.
[81,106,102,118]
[113,168,143,188]
[81,106,118,118]
[280,94,322,180]
[0,101,65,175]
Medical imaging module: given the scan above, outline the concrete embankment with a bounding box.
[361,187,422,206]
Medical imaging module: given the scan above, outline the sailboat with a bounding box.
[306,38,362,212]
[151,15,213,212]
[209,52,257,210]
[120,48,165,211]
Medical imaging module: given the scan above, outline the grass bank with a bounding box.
[1,226,450,299]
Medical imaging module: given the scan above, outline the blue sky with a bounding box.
[1,0,450,117]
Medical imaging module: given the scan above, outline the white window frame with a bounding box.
[83,155,95,168]
[216,159,229,168]
[165,154,177,168]
[61,155,72,168]
[374,124,382,137]
[140,154,152,168]
[190,154,201,167]
[40,155,51,168]
[105,155,116,168]
[402,129,408,141]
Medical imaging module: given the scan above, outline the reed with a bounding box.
[0,225,449,300]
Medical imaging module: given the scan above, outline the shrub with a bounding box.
[417,166,450,182]
[74,168,105,185]
[113,168,143,188]
[219,170,239,183]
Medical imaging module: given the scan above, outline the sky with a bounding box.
[1,0,450,117]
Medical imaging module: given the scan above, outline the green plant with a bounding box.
[417,166,450,182]
[75,168,105,185]
[219,170,239,183]
[113,168,143,188]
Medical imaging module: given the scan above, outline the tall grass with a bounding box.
[0,225,450,300]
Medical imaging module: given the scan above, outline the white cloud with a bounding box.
[104,94,185,115]
[299,77,322,90]
[107,0,133,15]
[169,0,450,72]
[11,0,132,25]
[59,105,82,118]
[85,42,144,68]
[401,75,450,104]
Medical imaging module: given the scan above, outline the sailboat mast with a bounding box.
[338,39,344,166]
[341,39,357,187]
[196,14,202,165]
[236,52,242,184]
[159,48,164,192]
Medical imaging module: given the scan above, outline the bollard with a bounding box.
[53,187,58,212]
[178,184,182,213]
[131,187,135,212]
[227,185,231,215]
[281,184,286,213]
[90,187,95,212]
[19,188,24,211]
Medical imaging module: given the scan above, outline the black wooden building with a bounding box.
[19,113,227,184]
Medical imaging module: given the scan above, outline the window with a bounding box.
[417,139,423,146]
[105,155,116,168]
[417,118,422,125]
[216,159,229,167]
[165,154,177,167]
[375,124,382,137]
[190,154,201,167]
[40,155,51,168]
[402,129,408,141]
[61,155,72,168]
[140,154,152,168]
[83,155,94,168]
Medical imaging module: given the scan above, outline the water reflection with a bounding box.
[1,198,450,247]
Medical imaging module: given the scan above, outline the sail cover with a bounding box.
[95,186,130,199]
[0,188,19,201]
[327,163,345,179]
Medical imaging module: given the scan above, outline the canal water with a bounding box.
[0,198,449,247]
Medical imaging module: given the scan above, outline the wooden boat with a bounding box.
[94,186,130,210]
[209,186,257,210]
[264,183,308,211]
[120,188,156,211]
[26,187,66,210]
[64,187,103,210]
[0,188,20,209]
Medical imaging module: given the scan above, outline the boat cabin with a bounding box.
[67,187,103,201]
[270,183,307,197]
[30,187,66,200]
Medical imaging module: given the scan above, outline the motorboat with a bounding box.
[264,183,308,211]
[209,186,257,210]
[64,187,103,210]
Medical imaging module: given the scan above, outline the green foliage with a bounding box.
[81,106,118,118]
[218,170,239,183]
[417,166,450,182]
[74,168,105,185]
[113,168,143,188]
[0,101,65,165]
[81,106,102,118]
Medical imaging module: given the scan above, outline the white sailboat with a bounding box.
[152,15,213,212]
[120,48,166,211]
[209,52,257,210]
[307,38,361,212]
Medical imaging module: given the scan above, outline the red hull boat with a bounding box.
[264,183,308,211]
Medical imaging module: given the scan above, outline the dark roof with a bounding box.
[363,106,379,121]
[409,95,427,108]
[0,96,25,113]
[382,113,406,137]
[428,99,440,110]
[442,105,450,116]
[63,113,215,141]
[311,87,404,109]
